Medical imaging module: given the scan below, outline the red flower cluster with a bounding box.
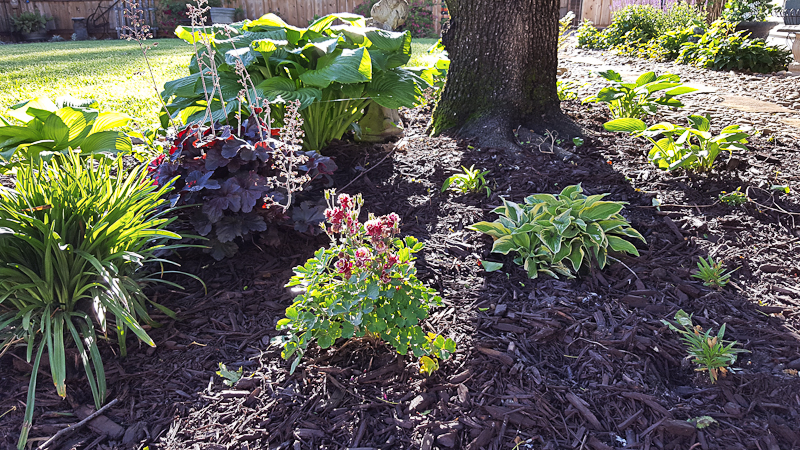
[323,192,404,284]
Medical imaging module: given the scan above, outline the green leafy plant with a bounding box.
[162,13,434,151]
[0,152,194,449]
[583,70,697,119]
[10,10,49,33]
[604,114,749,172]
[693,256,736,288]
[216,362,243,386]
[718,187,748,206]
[441,165,490,197]
[468,184,645,279]
[576,19,607,49]
[0,96,133,174]
[661,309,747,383]
[722,0,778,22]
[557,80,580,101]
[273,191,455,373]
[676,20,791,73]
[353,0,379,17]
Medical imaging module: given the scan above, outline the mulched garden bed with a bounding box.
[2,100,800,450]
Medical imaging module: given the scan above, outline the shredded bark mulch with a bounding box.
[2,101,800,450]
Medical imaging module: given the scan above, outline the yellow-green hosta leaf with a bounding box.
[468,221,510,239]
[491,235,516,255]
[579,201,625,221]
[480,260,503,272]
[607,235,639,256]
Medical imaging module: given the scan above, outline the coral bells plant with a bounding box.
[149,103,337,260]
[274,191,456,374]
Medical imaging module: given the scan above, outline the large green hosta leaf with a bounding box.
[299,48,372,88]
[364,68,425,109]
[254,78,322,109]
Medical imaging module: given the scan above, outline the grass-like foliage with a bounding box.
[0,152,193,449]
[273,191,455,374]
[662,309,747,383]
[441,165,491,197]
[604,114,749,172]
[0,96,132,174]
[693,256,737,288]
[468,184,645,279]
[583,70,696,120]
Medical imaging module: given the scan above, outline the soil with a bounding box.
[2,99,800,450]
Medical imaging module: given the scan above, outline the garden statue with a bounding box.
[370,0,409,30]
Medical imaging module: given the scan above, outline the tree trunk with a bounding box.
[430,0,578,149]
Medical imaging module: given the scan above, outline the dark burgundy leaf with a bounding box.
[221,136,249,159]
[205,147,230,170]
[184,170,220,192]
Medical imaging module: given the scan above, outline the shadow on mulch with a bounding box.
[2,101,800,450]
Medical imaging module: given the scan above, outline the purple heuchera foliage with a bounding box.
[148,116,337,260]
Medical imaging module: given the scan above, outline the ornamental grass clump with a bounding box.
[274,191,455,374]
[0,152,194,449]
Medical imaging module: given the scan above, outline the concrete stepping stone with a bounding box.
[720,96,792,113]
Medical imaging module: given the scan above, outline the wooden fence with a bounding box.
[1,0,446,39]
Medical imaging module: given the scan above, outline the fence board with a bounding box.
[1,0,448,36]
[580,0,612,27]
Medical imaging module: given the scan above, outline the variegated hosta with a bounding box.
[468,184,645,279]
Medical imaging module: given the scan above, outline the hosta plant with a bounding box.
[583,70,697,119]
[273,191,455,374]
[0,96,132,173]
[604,115,749,172]
[662,310,747,383]
[149,102,337,260]
[468,184,644,279]
[162,13,434,151]
[0,152,192,449]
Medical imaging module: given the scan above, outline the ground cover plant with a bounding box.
[469,184,645,279]
[583,70,697,119]
[604,114,750,171]
[274,191,455,374]
[0,151,191,448]
[441,164,490,197]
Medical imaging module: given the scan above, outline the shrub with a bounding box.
[583,70,697,120]
[0,96,132,174]
[604,115,750,172]
[676,19,792,73]
[401,1,437,38]
[0,152,191,449]
[576,19,608,49]
[559,11,576,51]
[722,0,778,22]
[10,10,48,33]
[468,184,645,279]
[273,191,455,374]
[661,310,747,383]
[162,13,434,151]
[149,102,337,260]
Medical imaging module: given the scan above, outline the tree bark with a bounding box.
[430,0,579,149]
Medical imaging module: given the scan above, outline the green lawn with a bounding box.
[0,37,440,128]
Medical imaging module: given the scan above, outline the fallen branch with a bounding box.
[38,399,119,450]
